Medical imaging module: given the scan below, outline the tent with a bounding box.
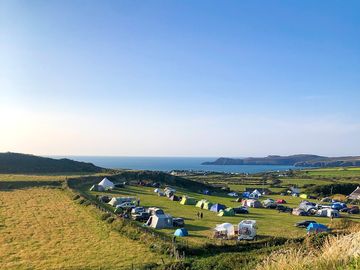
[300,194,308,199]
[263,199,277,208]
[196,199,209,209]
[306,223,328,233]
[169,195,180,201]
[146,213,173,229]
[242,199,262,208]
[174,228,188,237]
[214,223,235,236]
[242,192,250,198]
[316,208,340,218]
[276,199,286,204]
[154,188,160,193]
[98,178,115,190]
[180,196,197,205]
[331,202,347,210]
[203,201,213,210]
[90,184,105,192]
[218,208,235,216]
[292,208,307,216]
[108,197,135,207]
[210,203,226,212]
[249,190,261,198]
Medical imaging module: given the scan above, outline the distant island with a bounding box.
[202,154,360,167]
[0,152,105,173]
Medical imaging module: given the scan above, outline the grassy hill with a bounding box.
[0,152,105,174]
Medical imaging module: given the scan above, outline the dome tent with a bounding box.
[174,228,188,237]
[210,203,226,212]
[218,208,235,216]
[180,196,197,205]
[306,223,328,233]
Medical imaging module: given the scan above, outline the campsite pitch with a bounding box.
[0,188,162,269]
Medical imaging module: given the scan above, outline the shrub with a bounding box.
[100,213,111,221]
[106,217,115,224]
[77,198,86,204]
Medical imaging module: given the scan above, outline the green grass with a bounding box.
[0,172,108,182]
[302,167,360,177]
[82,184,360,246]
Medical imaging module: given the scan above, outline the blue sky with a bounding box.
[1,1,360,156]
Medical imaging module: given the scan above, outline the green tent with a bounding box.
[180,196,197,205]
[300,194,308,199]
[203,201,213,210]
[217,207,235,216]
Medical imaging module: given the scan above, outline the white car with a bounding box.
[116,202,136,209]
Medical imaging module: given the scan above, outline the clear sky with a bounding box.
[1,1,359,157]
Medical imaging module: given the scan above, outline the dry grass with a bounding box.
[0,188,162,270]
[256,227,360,270]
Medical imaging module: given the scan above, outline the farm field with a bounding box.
[84,184,360,245]
[303,167,360,177]
[0,188,162,270]
[0,172,108,182]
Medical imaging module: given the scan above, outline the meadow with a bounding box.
[0,188,163,270]
[0,172,108,182]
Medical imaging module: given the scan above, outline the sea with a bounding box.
[52,156,299,174]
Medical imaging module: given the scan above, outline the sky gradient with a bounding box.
[1,1,360,156]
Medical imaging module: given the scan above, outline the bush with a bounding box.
[106,217,115,224]
[77,198,86,204]
[100,213,111,221]
[83,200,91,206]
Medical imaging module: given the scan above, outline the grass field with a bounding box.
[84,184,360,246]
[303,167,360,177]
[0,172,109,182]
[0,188,162,270]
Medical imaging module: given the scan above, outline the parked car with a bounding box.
[131,207,146,214]
[233,206,249,214]
[116,202,136,210]
[173,218,185,227]
[132,212,150,222]
[295,220,317,228]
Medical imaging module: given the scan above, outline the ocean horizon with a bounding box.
[51,156,299,174]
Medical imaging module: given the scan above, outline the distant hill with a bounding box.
[202,154,360,167]
[0,152,105,173]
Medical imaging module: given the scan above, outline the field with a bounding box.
[83,184,360,246]
[303,167,360,177]
[0,172,108,182]
[1,167,359,269]
[0,188,162,270]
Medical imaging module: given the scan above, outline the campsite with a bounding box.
[1,164,360,269]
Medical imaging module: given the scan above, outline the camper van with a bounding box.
[238,220,257,240]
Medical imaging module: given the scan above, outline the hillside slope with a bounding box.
[203,155,360,167]
[0,152,104,173]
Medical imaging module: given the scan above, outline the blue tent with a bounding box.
[331,202,346,210]
[242,192,250,198]
[210,203,226,212]
[174,228,188,237]
[306,223,328,233]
